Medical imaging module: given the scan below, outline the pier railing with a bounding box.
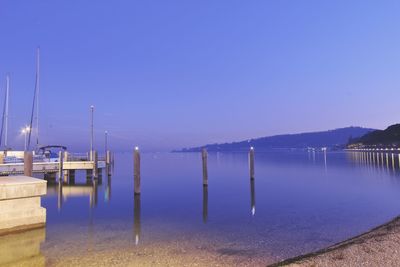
[0,150,112,175]
[67,153,89,162]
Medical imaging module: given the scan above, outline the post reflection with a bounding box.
[323,150,328,173]
[57,179,63,211]
[134,194,141,245]
[105,174,112,202]
[250,178,256,216]
[45,171,104,210]
[203,185,208,223]
[90,179,98,208]
[0,228,46,266]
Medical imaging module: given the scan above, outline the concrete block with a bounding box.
[0,176,46,200]
[0,176,47,235]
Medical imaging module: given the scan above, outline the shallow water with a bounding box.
[2,151,400,266]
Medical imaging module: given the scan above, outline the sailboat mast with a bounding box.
[27,47,40,150]
[36,47,40,147]
[5,75,9,148]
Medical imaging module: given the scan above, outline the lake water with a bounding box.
[3,151,400,266]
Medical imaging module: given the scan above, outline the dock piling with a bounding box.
[58,151,63,182]
[23,151,33,177]
[134,147,141,195]
[202,148,208,186]
[92,150,98,178]
[63,151,69,182]
[106,150,112,176]
[249,147,255,179]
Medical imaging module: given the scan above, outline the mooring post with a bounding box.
[93,150,98,178]
[134,147,141,194]
[58,151,64,182]
[202,148,208,186]
[249,147,255,179]
[24,151,33,177]
[63,151,69,182]
[69,170,76,184]
[106,150,111,165]
[86,170,93,180]
[106,150,112,176]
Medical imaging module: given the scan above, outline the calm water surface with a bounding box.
[3,151,400,266]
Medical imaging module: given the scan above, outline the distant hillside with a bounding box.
[348,124,400,148]
[177,127,376,152]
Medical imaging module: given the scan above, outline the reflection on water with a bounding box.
[105,175,111,202]
[8,151,400,266]
[203,185,208,223]
[347,151,400,176]
[134,194,141,245]
[47,173,106,210]
[250,179,256,216]
[0,228,45,266]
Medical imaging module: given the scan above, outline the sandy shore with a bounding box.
[270,216,400,266]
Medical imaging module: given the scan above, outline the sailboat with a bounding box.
[0,48,67,164]
[28,47,67,162]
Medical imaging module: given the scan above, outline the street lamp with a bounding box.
[90,105,94,160]
[21,126,30,151]
[105,130,108,153]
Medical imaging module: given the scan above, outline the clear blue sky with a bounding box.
[0,1,399,151]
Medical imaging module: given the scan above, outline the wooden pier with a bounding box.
[0,151,111,176]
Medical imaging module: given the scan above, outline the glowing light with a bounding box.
[135,146,139,151]
[21,126,30,134]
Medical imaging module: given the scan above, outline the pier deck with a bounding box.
[0,160,106,175]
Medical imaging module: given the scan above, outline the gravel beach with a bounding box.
[271,216,400,266]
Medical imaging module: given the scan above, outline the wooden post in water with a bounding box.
[249,147,255,179]
[58,151,63,182]
[202,148,208,186]
[24,151,33,177]
[106,150,112,176]
[106,150,111,165]
[69,170,75,184]
[86,170,93,179]
[63,151,69,182]
[134,147,141,195]
[93,150,98,178]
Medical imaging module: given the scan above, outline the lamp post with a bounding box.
[90,105,94,160]
[105,130,108,154]
[21,126,30,151]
